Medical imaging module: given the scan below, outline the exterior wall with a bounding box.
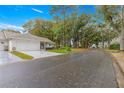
[8,40,12,51]
[98,42,109,48]
[0,40,4,50]
[111,37,120,44]
[0,40,8,51]
[11,39,41,51]
[0,39,49,51]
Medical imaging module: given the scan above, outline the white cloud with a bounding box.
[0,23,26,33]
[32,8,43,13]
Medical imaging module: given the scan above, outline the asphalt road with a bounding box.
[0,50,118,88]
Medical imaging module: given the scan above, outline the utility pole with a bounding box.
[120,5,124,51]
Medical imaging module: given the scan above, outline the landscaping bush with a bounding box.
[48,46,71,53]
[62,46,71,51]
[109,43,120,50]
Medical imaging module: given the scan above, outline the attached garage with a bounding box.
[11,39,41,51]
[0,30,54,51]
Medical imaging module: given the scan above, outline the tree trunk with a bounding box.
[108,30,110,48]
[120,5,124,50]
[101,31,104,48]
[120,30,124,50]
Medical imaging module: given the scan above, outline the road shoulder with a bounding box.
[110,51,124,88]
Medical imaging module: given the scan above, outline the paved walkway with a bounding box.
[0,50,117,88]
[21,51,63,58]
[0,51,23,65]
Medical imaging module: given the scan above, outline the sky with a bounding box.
[0,5,96,32]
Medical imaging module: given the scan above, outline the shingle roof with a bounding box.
[0,30,54,44]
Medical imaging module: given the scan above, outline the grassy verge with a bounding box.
[48,49,71,53]
[105,49,120,53]
[71,48,89,53]
[48,48,89,54]
[11,51,33,60]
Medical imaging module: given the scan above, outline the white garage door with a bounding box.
[12,39,40,51]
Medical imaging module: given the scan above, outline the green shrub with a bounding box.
[109,43,120,50]
[48,46,71,53]
[62,46,71,51]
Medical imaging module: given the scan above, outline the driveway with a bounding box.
[21,50,63,58]
[0,51,23,65]
[0,50,117,88]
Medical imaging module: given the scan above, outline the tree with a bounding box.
[23,5,121,49]
[23,20,34,31]
[95,5,121,48]
[23,19,54,40]
[50,5,75,47]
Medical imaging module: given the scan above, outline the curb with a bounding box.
[108,52,124,88]
[104,50,124,76]
[103,51,120,88]
[115,61,124,77]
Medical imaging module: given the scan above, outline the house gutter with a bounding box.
[11,37,55,44]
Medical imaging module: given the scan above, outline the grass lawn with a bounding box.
[48,49,71,53]
[105,49,120,53]
[48,48,89,53]
[11,51,33,60]
[71,48,89,53]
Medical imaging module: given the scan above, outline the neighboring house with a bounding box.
[98,42,109,48]
[0,30,54,51]
[110,37,120,44]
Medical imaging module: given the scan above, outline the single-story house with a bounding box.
[0,30,54,51]
[111,37,120,44]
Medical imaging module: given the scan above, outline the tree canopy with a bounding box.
[23,5,122,49]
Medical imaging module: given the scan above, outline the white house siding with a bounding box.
[0,42,4,50]
[11,39,41,51]
[0,40,8,51]
[111,37,120,44]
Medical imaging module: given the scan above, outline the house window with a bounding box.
[1,42,4,44]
